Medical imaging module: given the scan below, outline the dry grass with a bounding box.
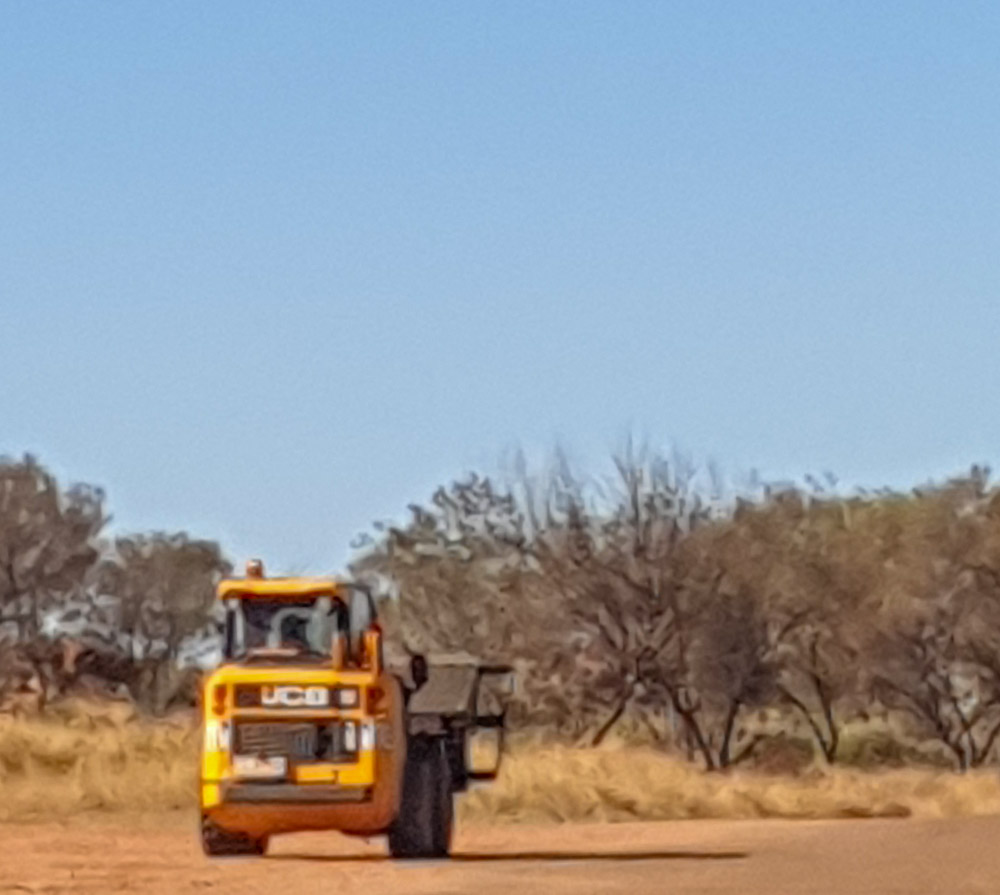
[2,704,1000,825]
[0,701,197,820]
[459,744,1000,824]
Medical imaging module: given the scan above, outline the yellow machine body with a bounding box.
[199,573,406,840]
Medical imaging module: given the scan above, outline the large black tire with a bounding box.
[201,816,268,857]
[388,738,453,859]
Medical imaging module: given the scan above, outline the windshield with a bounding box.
[225,597,346,659]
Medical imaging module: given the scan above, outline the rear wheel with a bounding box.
[388,738,453,859]
[201,817,268,857]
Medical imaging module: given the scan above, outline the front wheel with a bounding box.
[388,738,453,859]
[201,816,268,857]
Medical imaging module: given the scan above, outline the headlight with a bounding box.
[342,721,357,752]
[334,687,359,709]
[204,720,231,752]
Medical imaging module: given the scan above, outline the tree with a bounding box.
[706,490,877,764]
[0,455,105,643]
[352,475,534,656]
[528,447,702,746]
[867,472,1000,769]
[350,473,563,728]
[525,446,779,767]
[97,532,229,712]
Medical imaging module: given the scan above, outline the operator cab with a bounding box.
[218,560,378,666]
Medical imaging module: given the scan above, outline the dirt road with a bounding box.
[5,813,998,894]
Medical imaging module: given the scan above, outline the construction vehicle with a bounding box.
[199,560,511,859]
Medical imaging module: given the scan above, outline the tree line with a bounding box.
[4,449,1000,771]
[351,449,1000,771]
[0,455,228,714]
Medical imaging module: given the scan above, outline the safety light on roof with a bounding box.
[246,559,265,579]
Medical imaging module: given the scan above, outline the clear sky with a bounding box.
[2,2,999,573]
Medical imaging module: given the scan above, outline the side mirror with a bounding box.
[410,654,428,690]
[479,665,515,700]
[349,590,375,632]
[347,588,377,664]
[490,670,515,699]
[466,726,504,780]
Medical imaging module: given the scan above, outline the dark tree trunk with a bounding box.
[591,688,632,746]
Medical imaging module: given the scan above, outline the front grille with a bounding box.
[235,722,316,758]
[234,722,358,762]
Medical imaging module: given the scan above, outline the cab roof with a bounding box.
[216,576,344,602]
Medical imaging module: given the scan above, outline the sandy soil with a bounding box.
[3,813,998,894]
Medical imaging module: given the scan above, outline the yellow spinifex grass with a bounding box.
[0,701,198,820]
[2,704,1000,824]
[459,744,1000,824]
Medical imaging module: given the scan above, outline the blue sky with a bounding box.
[2,2,999,572]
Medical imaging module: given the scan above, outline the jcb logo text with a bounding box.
[261,685,329,708]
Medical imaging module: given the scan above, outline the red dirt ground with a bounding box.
[4,814,998,894]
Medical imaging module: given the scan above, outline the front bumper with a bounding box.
[223,783,372,804]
